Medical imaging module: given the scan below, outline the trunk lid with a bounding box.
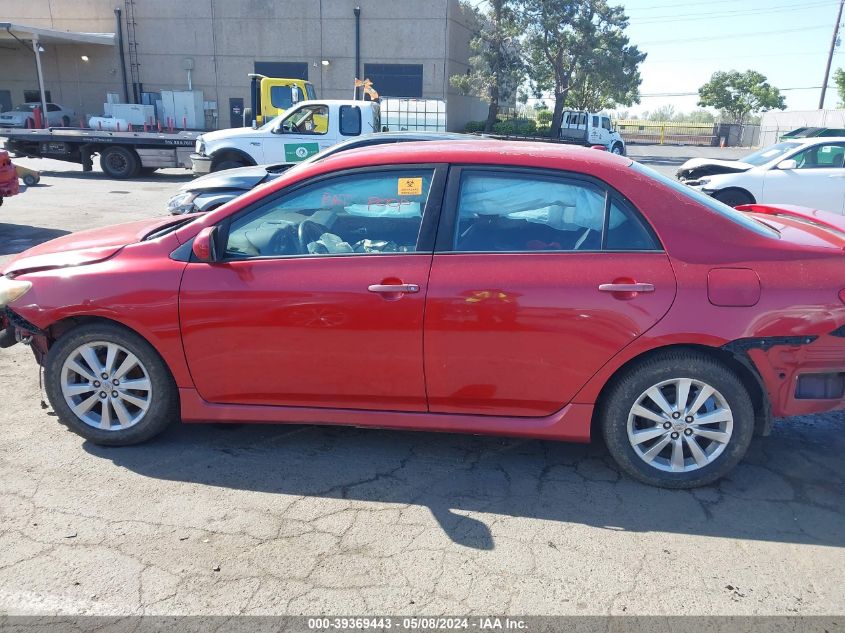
[737,203,845,249]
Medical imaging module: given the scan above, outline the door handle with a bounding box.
[598,282,655,293]
[368,283,420,294]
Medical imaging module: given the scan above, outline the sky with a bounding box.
[471,0,845,115]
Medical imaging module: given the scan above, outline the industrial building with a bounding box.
[0,0,486,131]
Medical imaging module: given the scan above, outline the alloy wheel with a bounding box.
[60,341,153,430]
[626,377,733,473]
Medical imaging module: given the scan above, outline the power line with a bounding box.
[638,86,833,98]
[646,49,845,65]
[639,23,830,45]
[630,0,810,11]
[632,0,836,24]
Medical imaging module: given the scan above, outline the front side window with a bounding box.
[602,117,612,131]
[790,143,845,169]
[225,169,435,258]
[270,86,293,110]
[451,170,661,253]
[592,116,600,128]
[282,104,328,135]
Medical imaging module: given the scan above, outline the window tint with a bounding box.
[791,143,845,169]
[225,169,435,258]
[592,116,599,128]
[47,103,61,112]
[605,198,660,250]
[602,117,612,131]
[454,172,607,252]
[340,105,362,136]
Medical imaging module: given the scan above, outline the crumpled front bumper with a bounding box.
[190,153,212,175]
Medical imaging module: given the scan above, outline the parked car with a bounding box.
[168,131,471,214]
[0,102,76,128]
[4,141,845,488]
[676,138,845,211]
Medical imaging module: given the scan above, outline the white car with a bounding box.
[676,138,845,213]
[0,102,76,128]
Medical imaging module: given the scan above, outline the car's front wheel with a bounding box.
[600,351,754,488]
[45,323,178,445]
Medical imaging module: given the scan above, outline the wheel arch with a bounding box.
[590,343,771,439]
[44,315,186,389]
[209,148,257,170]
[713,186,756,204]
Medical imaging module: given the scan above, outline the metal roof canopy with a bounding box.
[0,23,115,123]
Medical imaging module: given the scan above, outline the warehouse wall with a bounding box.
[0,0,483,130]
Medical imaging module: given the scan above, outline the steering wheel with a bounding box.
[298,220,331,254]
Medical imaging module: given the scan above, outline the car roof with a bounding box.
[293,139,630,179]
[790,136,845,144]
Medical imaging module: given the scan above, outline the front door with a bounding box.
[424,167,677,417]
[264,103,334,165]
[179,165,444,411]
[763,142,845,213]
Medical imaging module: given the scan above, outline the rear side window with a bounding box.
[451,171,660,252]
[340,105,362,136]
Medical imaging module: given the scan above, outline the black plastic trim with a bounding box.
[722,335,818,354]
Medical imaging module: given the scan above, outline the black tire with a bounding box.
[23,174,38,187]
[712,188,753,207]
[213,158,248,172]
[99,146,141,179]
[600,350,755,488]
[61,116,71,127]
[611,142,625,156]
[44,323,179,446]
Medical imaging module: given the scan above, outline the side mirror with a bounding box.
[777,159,798,170]
[192,226,220,263]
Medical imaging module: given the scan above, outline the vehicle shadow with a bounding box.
[32,170,193,184]
[83,413,845,551]
[0,223,69,255]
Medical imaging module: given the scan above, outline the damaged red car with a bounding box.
[2,141,845,488]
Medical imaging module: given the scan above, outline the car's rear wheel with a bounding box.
[23,174,38,187]
[600,351,754,488]
[712,188,753,207]
[45,323,178,445]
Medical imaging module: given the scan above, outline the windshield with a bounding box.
[631,162,779,237]
[739,141,802,166]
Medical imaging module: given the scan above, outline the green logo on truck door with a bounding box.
[284,142,320,162]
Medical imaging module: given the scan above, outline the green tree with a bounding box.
[834,68,845,108]
[697,70,785,125]
[451,0,524,132]
[521,0,645,136]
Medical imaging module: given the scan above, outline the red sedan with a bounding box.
[2,141,844,488]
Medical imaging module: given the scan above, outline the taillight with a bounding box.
[839,289,845,304]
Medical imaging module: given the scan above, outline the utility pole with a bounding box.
[819,0,844,109]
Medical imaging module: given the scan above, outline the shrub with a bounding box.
[493,118,537,136]
[464,120,486,133]
[537,110,553,126]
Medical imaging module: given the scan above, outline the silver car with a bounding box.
[0,102,76,128]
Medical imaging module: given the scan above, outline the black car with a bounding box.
[166,131,471,215]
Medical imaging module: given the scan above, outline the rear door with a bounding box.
[763,141,845,213]
[423,167,677,417]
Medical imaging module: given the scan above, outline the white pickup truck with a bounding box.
[191,99,382,174]
[558,110,626,155]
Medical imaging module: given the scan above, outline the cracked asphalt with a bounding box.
[0,148,843,616]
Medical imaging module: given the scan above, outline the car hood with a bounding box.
[676,157,755,181]
[2,216,185,276]
[181,164,271,193]
[200,126,257,144]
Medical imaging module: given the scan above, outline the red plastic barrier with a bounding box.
[0,150,21,198]
[33,106,43,129]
